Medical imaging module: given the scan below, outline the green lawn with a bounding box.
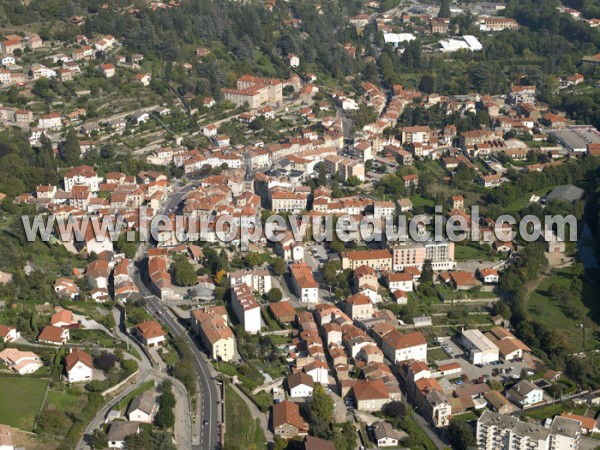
[224,383,267,450]
[454,243,495,262]
[410,194,437,213]
[115,380,155,410]
[451,411,478,422]
[504,188,550,214]
[437,284,497,301]
[0,374,48,431]
[527,268,600,352]
[524,402,587,421]
[261,307,283,331]
[427,348,448,362]
[69,329,117,347]
[46,388,86,412]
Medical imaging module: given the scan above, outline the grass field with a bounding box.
[0,374,47,431]
[427,348,448,362]
[527,268,600,352]
[524,402,587,421]
[69,329,117,347]
[224,383,267,450]
[410,194,437,214]
[454,243,494,262]
[45,389,86,412]
[504,188,550,214]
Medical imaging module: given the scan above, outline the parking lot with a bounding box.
[432,337,537,389]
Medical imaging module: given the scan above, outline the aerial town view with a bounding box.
[0,0,600,449]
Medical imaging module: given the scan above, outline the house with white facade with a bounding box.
[506,380,544,408]
[381,330,427,363]
[303,360,329,384]
[108,422,140,449]
[133,321,165,348]
[290,263,318,303]
[126,391,158,423]
[0,325,19,343]
[286,371,314,398]
[65,348,93,383]
[0,348,43,374]
[385,272,414,292]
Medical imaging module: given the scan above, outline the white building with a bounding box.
[65,348,93,383]
[108,422,140,449]
[381,330,427,364]
[303,361,329,384]
[126,391,158,423]
[38,112,62,129]
[460,329,499,365]
[288,54,300,67]
[290,263,319,303]
[0,325,19,343]
[229,269,272,295]
[477,411,582,450]
[231,283,262,334]
[133,321,165,348]
[373,201,395,219]
[438,35,483,52]
[385,272,414,292]
[0,348,43,375]
[372,422,400,448]
[506,380,544,408]
[63,165,100,192]
[287,371,314,398]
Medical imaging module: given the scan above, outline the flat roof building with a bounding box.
[460,329,499,365]
[550,126,600,153]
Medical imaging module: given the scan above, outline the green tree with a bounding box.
[333,421,358,450]
[116,232,138,259]
[419,75,436,94]
[89,429,108,449]
[272,258,287,276]
[126,429,154,450]
[172,255,197,286]
[267,287,283,302]
[420,259,434,285]
[274,437,288,450]
[244,252,262,268]
[310,384,334,425]
[323,260,341,293]
[346,175,362,187]
[438,0,451,18]
[61,128,81,165]
[448,419,476,450]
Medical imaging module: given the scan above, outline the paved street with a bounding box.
[133,184,222,450]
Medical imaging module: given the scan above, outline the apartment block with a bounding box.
[229,269,272,295]
[191,306,235,362]
[231,283,262,334]
[390,240,455,271]
[477,411,582,450]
